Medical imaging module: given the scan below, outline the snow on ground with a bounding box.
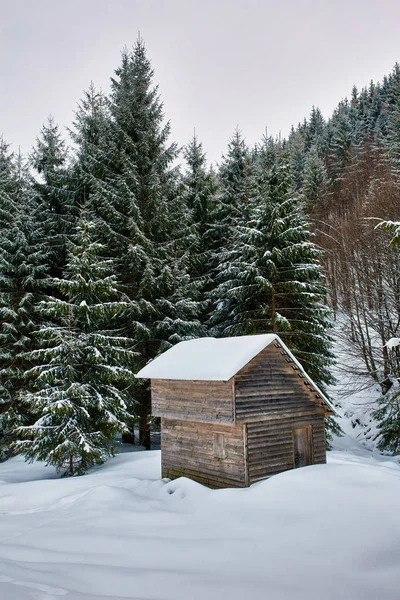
[0,443,400,600]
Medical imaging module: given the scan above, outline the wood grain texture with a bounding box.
[235,344,329,419]
[161,418,245,489]
[246,414,326,484]
[152,379,234,424]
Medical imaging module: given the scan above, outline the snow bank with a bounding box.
[0,446,399,600]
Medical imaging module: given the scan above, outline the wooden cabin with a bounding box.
[135,334,336,489]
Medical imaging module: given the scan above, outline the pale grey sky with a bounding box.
[1,0,400,164]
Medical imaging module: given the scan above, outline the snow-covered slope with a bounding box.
[0,445,399,600]
[330,370,382,450]
[328,320,384,451]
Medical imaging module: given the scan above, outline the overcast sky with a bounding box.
[2,0,400,164]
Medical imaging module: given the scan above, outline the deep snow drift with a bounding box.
[0,442,400,600]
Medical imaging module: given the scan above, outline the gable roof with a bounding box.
[135,334,336,413]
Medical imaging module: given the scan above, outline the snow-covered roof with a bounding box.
[135,334,336,412]
[136,334,276,382]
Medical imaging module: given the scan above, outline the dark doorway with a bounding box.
[293,426,313,468]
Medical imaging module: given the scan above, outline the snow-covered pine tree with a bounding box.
[258,143,333,389]
[302,144,328,210]
[71,84,112,175]
[0,137,15,197]
[326,101,355,184]
[69,84,124,252]
[0,144,49,459]
[287,127,306,190]
[211,137,334,390]
[210,129,254,253]
[31,117,77,278]
[72,39,203,448]
[182,133,217,325]
[373,386,400,454]
[304,106,326,152]
[379,93,400,181]
[15,218,134,475]
[208,129,257,334]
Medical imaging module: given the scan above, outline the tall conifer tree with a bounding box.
[72,39,203,448]
[211,138,333,389]
[303,145,328,210]
[182,133,216,325]
[0,145,48,458]
[211,129,253,252]
[31,118,76,277]
[16,218,133,474]
[208,130,256,334]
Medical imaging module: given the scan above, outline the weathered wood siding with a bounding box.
[152,379,234,425]
[161,418,245,488]
[235,344,326,420]
[152,341,329,489]
[246,414,326,484]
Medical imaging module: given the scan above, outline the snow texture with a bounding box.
[0,443,400,600]
[328,322,385,450]
[135,334,334,411]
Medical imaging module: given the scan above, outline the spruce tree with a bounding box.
[31,117,77,278]
[287,127,306,190]
[0,137,15,198]
[15,218,133,475]
[380,94,400,181]
[208,130,257,335]
[112,41,203,446]
[374,387,400,454]
[211,129,254,252]
[69,85,116,216]
[0,146,49,458]
[211,138,333,389]
[71,39,203,448]
[303,145,328,210]
[182,133,217,325]
[304,106,326,152]
[327,101,354,183]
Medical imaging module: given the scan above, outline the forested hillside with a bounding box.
[1,39,399,473]
[286,71,400,449]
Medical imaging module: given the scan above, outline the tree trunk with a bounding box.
[137,384,152,450]
[139,415,151,450]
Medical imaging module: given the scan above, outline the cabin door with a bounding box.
[293,426,313,468]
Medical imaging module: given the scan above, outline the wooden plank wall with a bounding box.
[152,379,234,425]
[246,414,326,485]
[161,418,246,488]
[235,344,326,419]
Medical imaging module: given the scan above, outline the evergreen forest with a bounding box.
[1,38,400,474]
